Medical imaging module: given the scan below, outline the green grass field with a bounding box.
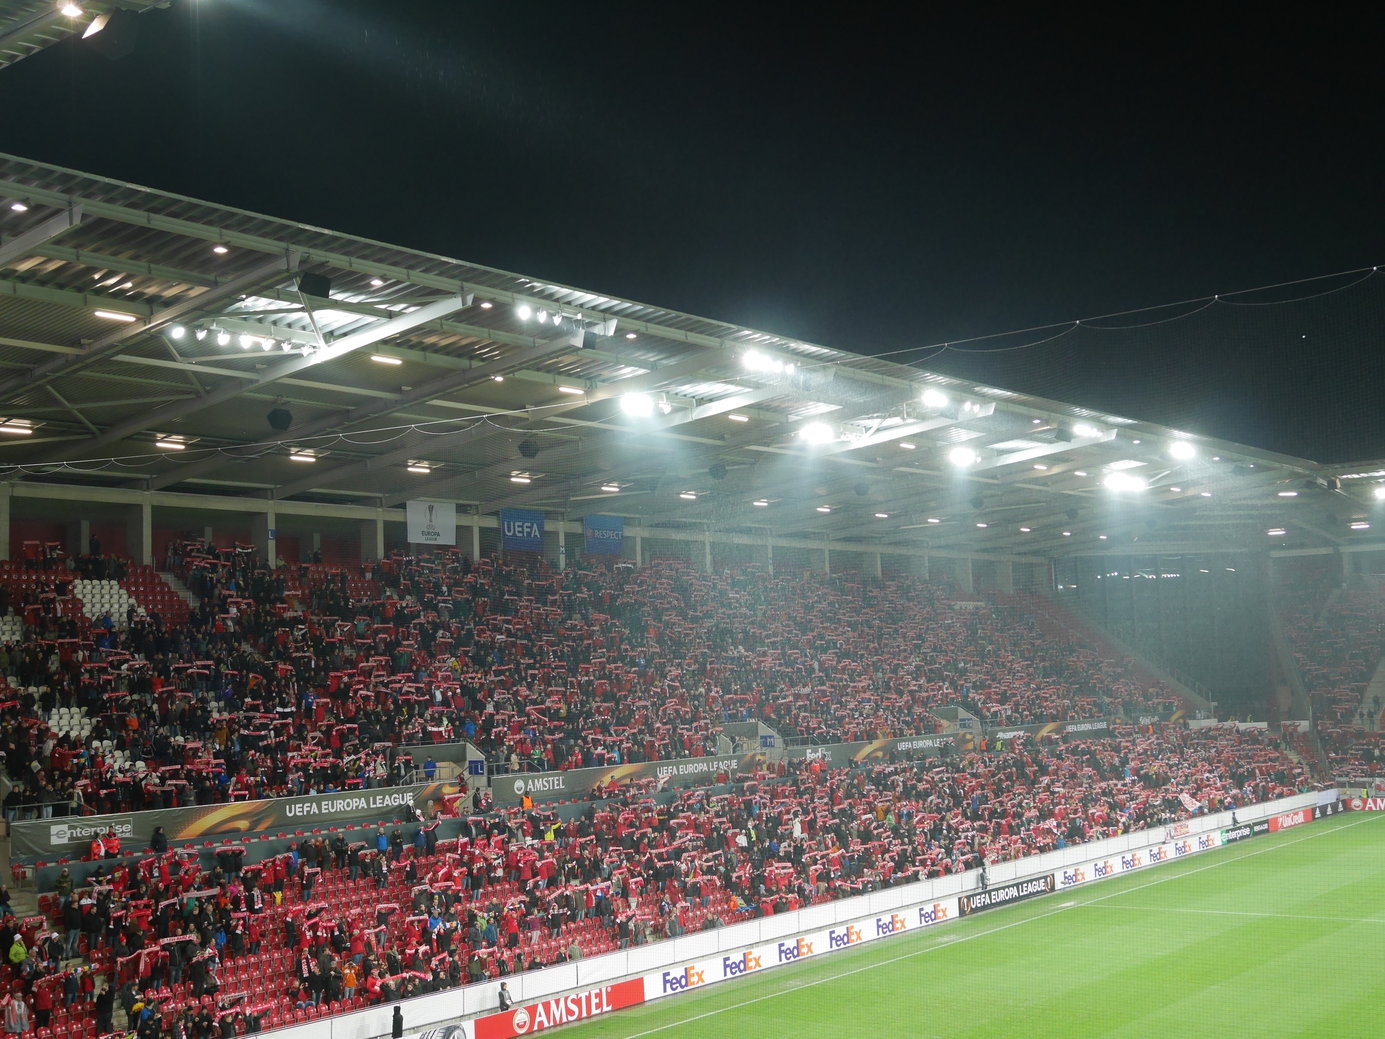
[554,812,1385,1039]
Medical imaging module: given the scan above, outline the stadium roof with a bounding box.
[0,1,167,71]
[0,150,1381,561]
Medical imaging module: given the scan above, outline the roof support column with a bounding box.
[125,500,151,567]
[0,485,10,562]
[251,509,276,569]
[359,516,384,564]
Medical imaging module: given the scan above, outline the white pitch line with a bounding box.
[608,812,1381,1039]
[1081,904,1385,925]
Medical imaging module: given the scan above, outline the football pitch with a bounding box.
[553,812,1385,1039]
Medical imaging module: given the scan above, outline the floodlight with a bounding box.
[921,388,949,408]
[799,421,835,445]
[620,392,654,418]
[1168,440,1196,461]
[948,446,977,467]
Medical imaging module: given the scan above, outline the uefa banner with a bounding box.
[405,501,457,546]
[583,513,624,555]
[11,781,460,859]
[493,751,770,808]
[785,732,970,769]
[500,508,545,551]
[989,718,1112,743]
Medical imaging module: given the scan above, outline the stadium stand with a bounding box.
[0,542,1335,1038]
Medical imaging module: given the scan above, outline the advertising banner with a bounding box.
[989,718,1112,743]
[11,782,460,859]
[406,501,457,546]
[1344,796,1385,811]
[789,732,969,769]
[474,979,644,1039]
[1219,820,1270,843]
[500,508,545,552]
[958,874,1056,916]
[493,751,769,808]
[582,514,624,556]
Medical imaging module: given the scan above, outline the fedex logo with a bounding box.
[875,914,908,937]
[1120,853,1142,871]
[1174,840,1193,856]
[1197,834,1216,850]
[660,966,706,993]
[1093,859,1116,878]
[828,925,863,949]
[721,951,762,978]
[1060,867,1087,887]
[1148,846,1168,863]
[917,903,949,926]
[777,938,815,963]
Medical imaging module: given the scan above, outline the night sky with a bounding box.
[2,2,1382,460]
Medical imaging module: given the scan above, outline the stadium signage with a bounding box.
[958,874,1056,915]
[499,508,545,552]
[874,913,908,937]
[48,817,134,848]
[917,903,950,926]
[491,751,770,807]
[13,782,456,858]
[582,514,624,556]
[1312,800,1345,819]
[659,966,706,993]
[1346,797,1385,811]
[721,951,763,977]
[828,925,863,948]
[777,937,816,962]
[1268,808,1309,833]
[474,979,644,1039]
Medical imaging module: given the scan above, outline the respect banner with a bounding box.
[582,514,624,556]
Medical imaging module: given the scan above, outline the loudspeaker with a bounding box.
[854,482,870,497]
[708,463,727,481]
[266,408,293,432]
[518,439,539,459]
[87,10,138,60]
[298,273,333,298]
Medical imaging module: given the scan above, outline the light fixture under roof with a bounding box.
[679,491,697,500]
[93,309,137,323]
[60,3,83,18]
[798,421,835,445]
[479,300,493,309]
[1019,526,1031,533]
[1374,486,1385,501]
[370,354,402,365]
[620,392,654,418]
[9,201,28,212]
[406,463,431,474]
[510,475,532,484]
[875,512,889,519]
[752,499,769,507]
[601,484,621,493]
[1072,422,1100,437]
[816,505,832,513]
[899,441,916,450]
[1350,521,1371,530]
[516,303,532,320]
[625,332,638,340]
[920,388,949,408]
[1103,472,1147,492]
[155,436,186,451]
[975,522,988,528]
[289,452,316,463]
[557,385,584,395]
[370,278,385,287]
[1168,440,1196,461]
[1277,490,1298,497]
[169,325,186,339]
[948,446,977,467]
[1267,528,1287,536]
[215,330,231,347]
[927,517,940,524]
[212,244,229,255]
[728,413,749,422]
[0,420,33,435]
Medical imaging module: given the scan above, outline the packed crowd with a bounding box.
[9,719,1312,1039]
[1274,559,1385,780]
[2,549,1190,819]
